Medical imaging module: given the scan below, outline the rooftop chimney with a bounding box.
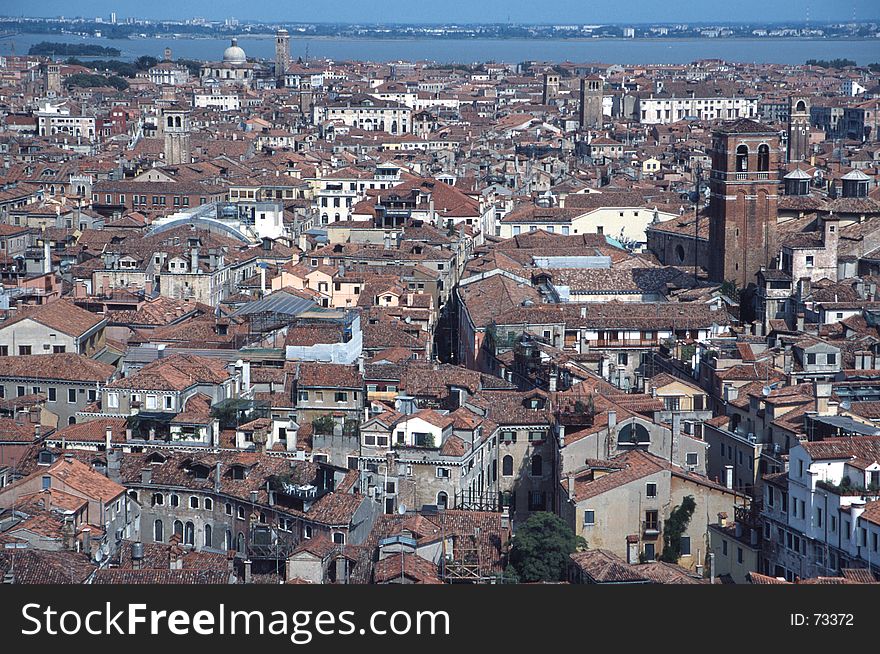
[243,559,252,584]
[718,512,728,528]
[140,467,152,485]
[82,528,91,557]
[131,541,144,570]
[626,535,639,564]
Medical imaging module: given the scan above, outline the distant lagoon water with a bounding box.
[1,32,878,65]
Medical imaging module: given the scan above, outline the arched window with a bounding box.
[796,100,806,112]
[167,116,174,128]
[736,144,749,172]
[175,116,182,128]
[189,496,199,509]
[170,494,179,507]
[675,244,685,263]
[154,519,164,542]
[757,144,770,172]
[618,422,651,447]
[205,498,213,511]
[68,416,76,425]
[173,520,183,538]
[502,455,514,476]
[225,529,233,551]
[152,493,164,506]
[531,454,543,477]
[437,492,448,509]
[204,524,212,548]
[184,521,194,546]
[236,532,245,553]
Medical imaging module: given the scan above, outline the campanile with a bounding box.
[707,119,780,288]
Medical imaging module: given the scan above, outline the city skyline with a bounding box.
[3,0,880,25]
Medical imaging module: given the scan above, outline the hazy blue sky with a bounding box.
[3,1,879,24]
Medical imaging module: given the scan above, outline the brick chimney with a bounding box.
[626,535,639,564]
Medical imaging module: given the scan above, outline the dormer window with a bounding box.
[191,464,210,480]
[231,465,246,480]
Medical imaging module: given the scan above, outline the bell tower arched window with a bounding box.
[757,144,770,172]
[736,144,749,172]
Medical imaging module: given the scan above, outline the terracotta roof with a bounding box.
[0,299,105,337]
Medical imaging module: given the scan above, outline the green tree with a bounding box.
[508,512,586,582]
[660,495,696,563]
[312,414,336,435]
[134,56,159,71]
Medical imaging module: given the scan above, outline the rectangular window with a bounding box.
[680,536,691,556]
[107,392,119,409]
[68,388,77,403]
[335,392,348,403]
[583,510,595,526]
[646,483,657,498]
[686,452,698,466]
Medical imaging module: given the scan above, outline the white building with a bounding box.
[314,94,412,135]
[148,61,189,86]
[636,94,758,125]
[194,89,242,112]
[762,435,880,581]
[36,101,96,140]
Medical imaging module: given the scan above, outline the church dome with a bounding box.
[223,38,247,65]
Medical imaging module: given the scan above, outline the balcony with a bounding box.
[589,339,658,349]
[642,519,662,537]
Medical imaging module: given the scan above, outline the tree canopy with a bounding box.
[508,512,586,582]
[660,495,696,563]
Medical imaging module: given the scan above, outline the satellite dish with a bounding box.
[840,399,852,411]
[762,386,772,396]
[94,549,104,562]
[397,504,407,515]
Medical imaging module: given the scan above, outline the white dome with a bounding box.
[223,38,247,64]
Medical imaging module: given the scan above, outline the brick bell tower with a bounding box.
[707,119,780,289]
